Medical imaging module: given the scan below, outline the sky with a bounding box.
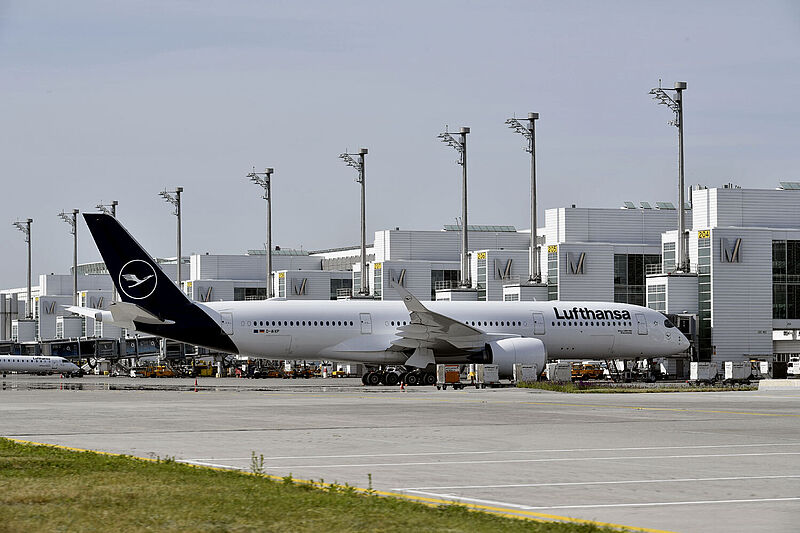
[1,0,799,287]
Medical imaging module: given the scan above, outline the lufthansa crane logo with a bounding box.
[118,259,158,300]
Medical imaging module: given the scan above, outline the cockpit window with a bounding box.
[664,319,675,328]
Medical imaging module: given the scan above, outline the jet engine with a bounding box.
[484,337,547,377]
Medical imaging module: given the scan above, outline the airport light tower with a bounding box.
[339,148,369,297]
[96,201,118,301]
[506,112,541,283]
[650,81,689,272]
[438,127,471,288]
[58,209,79,306]
[247,168,274,298]
[159,187,183,288]
[12,218,33,318]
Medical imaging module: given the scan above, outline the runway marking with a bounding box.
[397,474,800,490]
[188,442,800,461]
[2,438,673,533]
[402,491,800,511]
[264,451,800,469]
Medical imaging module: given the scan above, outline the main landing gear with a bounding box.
[361,367,436,387]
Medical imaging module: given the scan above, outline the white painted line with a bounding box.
[187,442,800,462]
[401,491,800,510]
[178,460,243,470]
[263,451,800,469]
[396,474,800,491]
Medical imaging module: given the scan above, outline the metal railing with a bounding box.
[434,280,459,291]
[645,263,663,275]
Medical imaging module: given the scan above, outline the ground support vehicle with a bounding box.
[690,362,718,384]
[436,364,466,390]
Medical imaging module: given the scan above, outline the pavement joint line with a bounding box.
[402,489,800,511]
[396,474,800,490]
[519,400,800,417]
[1,437,664,533]
[225,391,800,418]
[188,442,800,461]
[259,451,800,469]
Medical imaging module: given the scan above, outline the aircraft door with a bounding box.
[359,313,372,334]
[532,312,545,335]
[635,313,647,335]
[220,312,234,335]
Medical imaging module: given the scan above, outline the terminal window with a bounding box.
[772,240,800,319]
[431,270,460,300]
[547,251,558,300]
[614,254,661,306]
[234,287,267,301]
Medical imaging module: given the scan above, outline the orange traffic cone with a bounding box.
[194,377,198,392]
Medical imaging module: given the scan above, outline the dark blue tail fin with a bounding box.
[83,213,237,354]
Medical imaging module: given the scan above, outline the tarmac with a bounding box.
[1,375,799,532]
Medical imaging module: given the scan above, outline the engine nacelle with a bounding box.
[485,337,547,378]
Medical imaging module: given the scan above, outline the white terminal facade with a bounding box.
[2,183,800,365]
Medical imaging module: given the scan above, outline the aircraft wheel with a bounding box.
[423,372,436,386]
[384,372,399,386]
[362,372,372,385]
[405,372,420,386]
[366,372,381,386]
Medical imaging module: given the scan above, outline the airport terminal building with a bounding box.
[3,183,800,366]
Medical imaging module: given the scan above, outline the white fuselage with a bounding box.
[0,355,80,375]
[203,299,690,364]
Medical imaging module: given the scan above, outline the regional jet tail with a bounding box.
[74,213,690,378]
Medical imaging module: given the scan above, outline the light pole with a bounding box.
[339,148,369,296]
[506,112,541,283]
[96,201,118,301]
[650,81,688,272]
[247,168,274,298]
[159,187,183,288]
[12,218,33,318]
[438,127,471,288]
[58,209,79,306]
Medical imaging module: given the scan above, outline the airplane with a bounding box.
[69,213,690,385]
[0,355,81,377]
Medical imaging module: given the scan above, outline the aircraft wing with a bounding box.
[389,281,511,351]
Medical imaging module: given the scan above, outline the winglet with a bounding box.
[390,280,429,314]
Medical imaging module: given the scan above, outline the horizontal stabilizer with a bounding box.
[65,306,113,323]
[64,302,174,330]
[110,301,175,325]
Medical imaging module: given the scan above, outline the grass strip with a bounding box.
[0,438,626,533]
[516,382,758,393]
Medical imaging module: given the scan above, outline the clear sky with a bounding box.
[1,0,798,287]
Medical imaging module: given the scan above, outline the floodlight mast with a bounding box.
[12,218,33,318]
[248,168,274,298]
[96,201,118,301]
[650,81,688,272]
[159,188,183,287]
[339,148,369,296]
[58,209,79,306]
[506,112,541,283]
[438,127,471,288]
